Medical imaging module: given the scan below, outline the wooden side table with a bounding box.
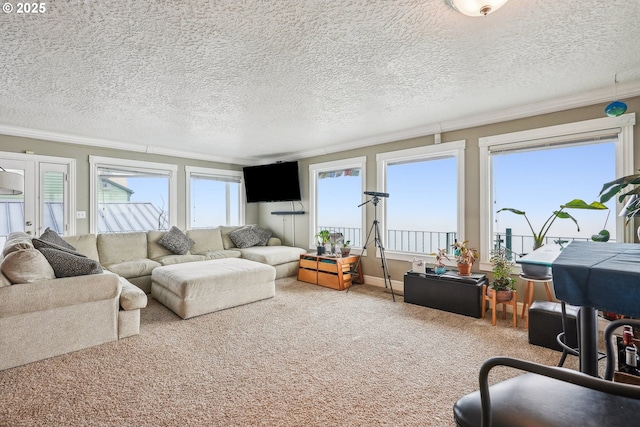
[482,285,518,327]
[297,253,363,290]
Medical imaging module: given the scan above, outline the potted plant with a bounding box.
[451,240,478,276]
[431,248,449,275]
[497,199,607,251]
[599,171,640,240]
[488,248,517,302]
[315,230,331,255]
[340,240,351,257]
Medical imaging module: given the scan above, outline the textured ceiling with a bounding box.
[1,0,640,165]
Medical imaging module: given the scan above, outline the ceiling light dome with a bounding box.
[448,0,510,16]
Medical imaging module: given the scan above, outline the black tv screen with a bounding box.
[243,161,302,203]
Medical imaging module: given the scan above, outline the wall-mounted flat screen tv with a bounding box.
[243,161,302,203]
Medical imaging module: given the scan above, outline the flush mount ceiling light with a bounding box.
[0,167,24,195]
[447,0,510,16]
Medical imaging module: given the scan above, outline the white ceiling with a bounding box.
[2,0,640,165]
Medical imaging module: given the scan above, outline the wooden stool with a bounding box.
[520,273,553,329]
[482,285,518,327]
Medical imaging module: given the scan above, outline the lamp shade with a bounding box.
[0,170,24,195]
[448,0,510,16]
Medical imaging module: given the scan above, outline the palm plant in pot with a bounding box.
[451,240,478,276]
[488,248,517,302]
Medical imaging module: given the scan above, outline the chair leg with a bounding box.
[491,290,497,326]
[521,281,530,319]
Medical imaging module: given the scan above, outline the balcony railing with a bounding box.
[318,226,615,257]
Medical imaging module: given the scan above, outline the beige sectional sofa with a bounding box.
[0,225,304,370]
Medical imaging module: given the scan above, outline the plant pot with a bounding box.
[487,287,514,303]
[521,263,552,278]
[434,266,447,275]
[317,246,326,255]
[340,247,351,257]
[457,263,472,276]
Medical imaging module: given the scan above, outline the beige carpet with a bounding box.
[0,278,578,426]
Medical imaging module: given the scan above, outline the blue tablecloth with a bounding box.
[552,241,640,318]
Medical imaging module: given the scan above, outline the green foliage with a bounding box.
[497,199,607,250]
[489,248,516,291]
[430,248,450,267]
[315,230,331,245]
[599,171,640,224]
[451,240,478,265]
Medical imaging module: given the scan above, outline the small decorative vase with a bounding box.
[457,263,472,276]
[434,266,447,275]
[340,247,351,257]
[317,246,326,255]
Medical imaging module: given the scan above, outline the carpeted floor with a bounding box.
[0,278,578,426]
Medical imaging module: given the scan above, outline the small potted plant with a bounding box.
[431,248,449,275]
[315,230,331,255]
[340,240,351,257]
[451,240,478,276]
[488,248,517,302]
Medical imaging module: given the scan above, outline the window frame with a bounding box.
[185,166,245,228]
[89,156,178,233]
[308,156,367,251]
[376,140,466,262]
[479,113,636,272]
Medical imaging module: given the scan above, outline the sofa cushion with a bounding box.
[32,238,87,258]
[39,227,76,251]
[267,237,282,246]
[0,271,11,287]
[187,227,225,254]
[38,247,103,278]
[229,226,262,248]
[203,250,242,260]
[118,276,148,311]
[97,232,148,265]
[158,226,194,255]
[2,233,34,257]
[238,246,307,266]
[156,254,207,266]
[104,259,161,278]
[220,226,240,249]
[63,234,100,261]
[147,230,174,260]
[0,249,56,284]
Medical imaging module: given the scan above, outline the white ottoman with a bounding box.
[151,258,276,319]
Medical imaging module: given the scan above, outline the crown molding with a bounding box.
[0,124,255,166]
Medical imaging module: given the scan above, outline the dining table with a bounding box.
[550,240,640,376]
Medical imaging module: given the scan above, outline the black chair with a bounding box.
[453,319,640,427]
[556,301,581,366]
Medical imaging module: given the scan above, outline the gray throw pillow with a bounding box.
[38,247,103,278]
[39,227,76,251]
[158,226,195,255]
[251,225,272,246]
[32,238,87,258]
[228,226,261,248]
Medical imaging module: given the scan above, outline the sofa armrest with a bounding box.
[118,277,148,311]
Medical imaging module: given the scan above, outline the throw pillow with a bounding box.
[39,227,76,251]
[251,225,272,246]
[0,249,56,283]
[38,248,103,278]
[158,226,195,255]
[32,238,87,258]
[228,226,261,249]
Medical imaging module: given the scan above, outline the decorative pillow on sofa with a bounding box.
[228,226,262,249]
[32,238,87,258]
[38,248,103,278]
[158,226,195,255]
[0,249,56,283]
[251,225,272,246]
[39,227,76,251]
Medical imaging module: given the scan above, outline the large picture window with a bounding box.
[479,113,635,270]
[309,157,366,249]
[376,141,465,261]
[90,156,177,233]
[186,166,243,228]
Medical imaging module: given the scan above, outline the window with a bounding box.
[185,166,244,228]
[479,113,635,271]
[309,157,366,249]
[90,156,177,233]
[376,141,465,260]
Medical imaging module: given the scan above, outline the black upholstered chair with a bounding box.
[454,351,640,426]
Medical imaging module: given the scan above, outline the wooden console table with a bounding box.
[297,253,363,290]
